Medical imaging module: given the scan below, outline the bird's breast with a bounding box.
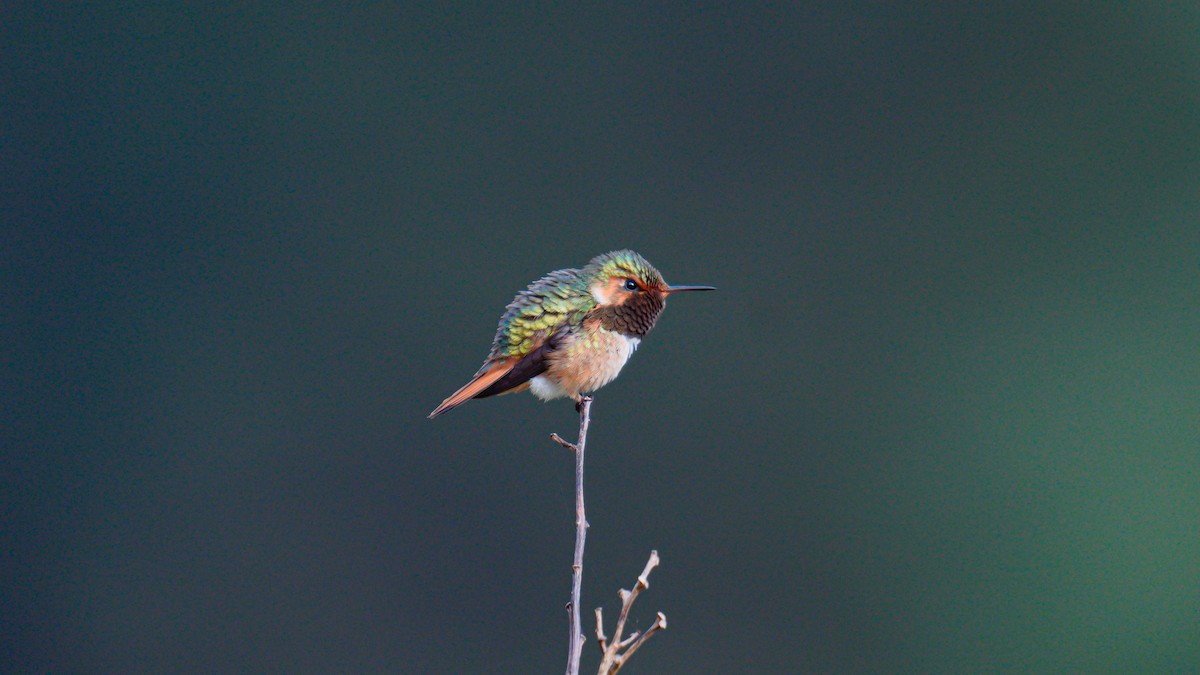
[535,328,640,400]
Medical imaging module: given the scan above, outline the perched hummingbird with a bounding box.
[428,250,715,418]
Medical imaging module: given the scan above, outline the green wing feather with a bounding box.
[486,267,594,361]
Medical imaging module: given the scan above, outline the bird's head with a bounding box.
[583,249,715,311]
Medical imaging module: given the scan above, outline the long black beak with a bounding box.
[664,285,717,294]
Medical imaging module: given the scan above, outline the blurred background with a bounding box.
[4,3,1199,673]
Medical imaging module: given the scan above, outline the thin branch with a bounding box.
[614,612,666,667]
[556,396,592,675]
[596,551,667,675]
[595,608,608,652]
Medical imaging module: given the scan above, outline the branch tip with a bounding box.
[550,432,577,451]
[594,551,668,674]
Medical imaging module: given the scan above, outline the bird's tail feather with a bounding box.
[427,359,516,418]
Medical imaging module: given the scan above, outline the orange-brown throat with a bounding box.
[590,286,665,338]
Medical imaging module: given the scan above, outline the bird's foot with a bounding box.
[574,394,593,414]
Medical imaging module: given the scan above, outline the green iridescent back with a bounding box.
[486,268,589,361]
[484,250,663,362]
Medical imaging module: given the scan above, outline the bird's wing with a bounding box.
[476,339,554,398]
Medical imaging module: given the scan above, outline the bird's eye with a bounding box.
[623,279,639,291]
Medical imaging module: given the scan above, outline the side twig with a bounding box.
[595,550,667,675]
[551,396,592,675]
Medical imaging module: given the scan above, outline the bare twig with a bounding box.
[595,608,608,652]
[596,551,667,675]
[555,396,592,675]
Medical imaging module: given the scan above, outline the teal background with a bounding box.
[5,3,1199,672]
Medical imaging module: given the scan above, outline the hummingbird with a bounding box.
[428,250,715,418]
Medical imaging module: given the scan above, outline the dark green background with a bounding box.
[5,3,1198,673]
